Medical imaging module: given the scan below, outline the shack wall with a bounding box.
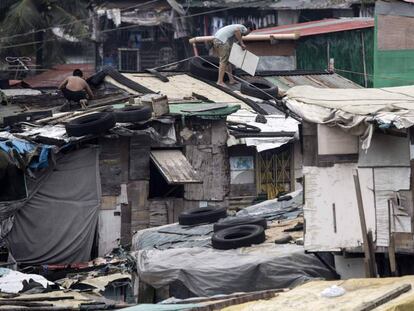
[98,118,230,254]
[303,125,413,252]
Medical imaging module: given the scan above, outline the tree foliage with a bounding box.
[0,0,90,66]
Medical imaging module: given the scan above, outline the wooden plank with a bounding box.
[184,145,229,201]
[388,199,398,276]
[101,196,117,210]
[99,138,123,196]
[151,150,201,184]
[354,170,376,278]
[129,134,150,180]
[128,181,149,233]
[149,200,169,227]
[121,203,132,246]
[172,198,184,223]
[355,284,412,311]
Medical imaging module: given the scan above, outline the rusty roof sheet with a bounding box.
[24,63,95,89]
[253,18,374,37]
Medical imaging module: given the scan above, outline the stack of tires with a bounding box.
[64,106,152,137]
[178,207,267,250]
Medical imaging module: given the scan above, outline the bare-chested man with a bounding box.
[59,69,94,106]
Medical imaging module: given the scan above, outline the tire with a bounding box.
[214,216,267,232]
[212,224,265,250]
[227,121,261,133]
[277,195,292,202]
[274,234,293,244]
[240,79,278,100]
[113,106,152,123]
[178,207,227,226]
[189,56,223,81]
[65,112,116,137]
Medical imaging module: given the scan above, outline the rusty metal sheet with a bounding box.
[150,150,201,184]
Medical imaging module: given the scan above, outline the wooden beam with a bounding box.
[354,170,376,278]
[355,284,411,311]
[189,33,300,44]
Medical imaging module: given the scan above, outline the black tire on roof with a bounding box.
[189,56,224,82]
[65,112,116,137]
[178,207,227,226]
[113,106,152,123]
[213,216,267,232]
[240,78,278,100]
[212,224,266,250]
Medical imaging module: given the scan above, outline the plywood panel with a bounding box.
[130,134,151,180]
[304,165,376,252]
[150,150,201,184]
[374,167,411,247]
[317,124,358,155]
[184,145,229,201]
[99,207,121,256]
[128,181,149,232]
[149,199,169,227]
[377,15,414,50]
[99,138,124,196]
[358,133,410,167]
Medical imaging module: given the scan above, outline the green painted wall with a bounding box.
[296,29,374,87]
[373,17,414,87]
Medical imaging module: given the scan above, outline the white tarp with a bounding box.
[284,85,414,149]
[0,268,54,293]
[227,109,299,152]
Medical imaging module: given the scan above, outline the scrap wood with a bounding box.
[189,289,284,311]
[355,283,412,311]
[0,296,75,302]
[169,289,286,305]
[0,301,53,307]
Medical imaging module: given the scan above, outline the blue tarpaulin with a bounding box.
[0,139,52,169]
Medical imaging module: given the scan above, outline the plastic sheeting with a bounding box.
[0,138,53,169]
[237,189,303,220]
[284,85,414,148]
[227,109,299,152]
[0,268,53,293]
[134,244,335,297]
[133,190,303,251]
[6,148,100,264]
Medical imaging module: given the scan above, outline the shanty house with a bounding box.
[283,84,414,276]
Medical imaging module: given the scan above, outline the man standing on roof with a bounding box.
[59,69,94,108]
[213,21,256,87]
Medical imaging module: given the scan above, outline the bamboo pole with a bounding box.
[189,33,300,44]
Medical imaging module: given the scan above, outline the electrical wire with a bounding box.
[0,0,161,42]
[0,1,266,50]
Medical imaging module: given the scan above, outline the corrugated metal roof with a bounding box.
[265,73,362,92]
[24,64,95,89]
[188,0,364,9]
[253,18,374,37]
[150,150,201,184]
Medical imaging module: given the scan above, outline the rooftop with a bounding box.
[23,63,95,89]
[253,18,374,37]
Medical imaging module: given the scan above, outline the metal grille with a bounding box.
[257,146,292,199]
[118,48,140,72]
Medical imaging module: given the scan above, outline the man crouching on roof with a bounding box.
[59,69,94,108]
[213,21,256,87]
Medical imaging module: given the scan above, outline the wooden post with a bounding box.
[388,199,398,276]
[354,170,376,277]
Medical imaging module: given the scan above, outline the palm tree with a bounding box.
[0,0,90,67]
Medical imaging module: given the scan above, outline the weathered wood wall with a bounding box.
[97,118,231,253]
